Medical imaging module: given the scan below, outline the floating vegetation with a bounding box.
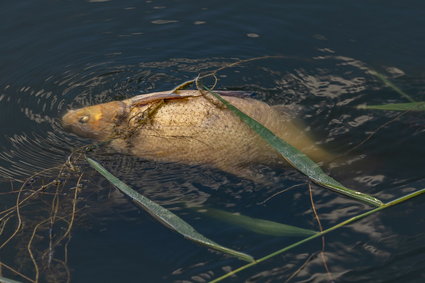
[0,56,423,282]
[0,150,85,283]
[0,275,23,283]
[87,157,254,263]
[359,69,424,111]
[368,69,416,102]
[357,101,425,111]
[210,189,425,282]
[195,207,316,237]
[199,83,383,207]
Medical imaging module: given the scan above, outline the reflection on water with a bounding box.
[1,53,425,281]
[0,57,238,179]
[0,1,424,280]
[1,54,423,282]
[3,53,423,186]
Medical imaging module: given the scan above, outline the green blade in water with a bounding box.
[197,208,316,237]
[86,157,254,263]
[368,70,415,102]
[0,276,23,283]
[201,85,383,207]
[357,102,425,111]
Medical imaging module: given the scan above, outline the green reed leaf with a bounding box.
[86,157,254,263]
[197,207,316,237]
[368,70,415,102]
[201,85,383,207]
[357,101,425,111]
[0,276,23,283]
[210,188,425,282]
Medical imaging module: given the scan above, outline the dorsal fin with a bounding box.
[127,90,202,106]
[213,90,255,98]
[126,90,254,107]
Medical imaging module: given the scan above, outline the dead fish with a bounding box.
[62,90,331,177]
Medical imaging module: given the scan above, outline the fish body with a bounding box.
[62,90,330,176]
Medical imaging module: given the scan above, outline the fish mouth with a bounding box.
[61,110,76,131]
[61,110,90,137]
[60,109,106,140]
[61,122,74,134]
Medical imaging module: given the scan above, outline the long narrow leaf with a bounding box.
[368,70,415,102]
[86,157,254,263]
[357,102,425,111]
[210,188,425,282]
[197,207,316,237]
[0,276,23,283]
[201,85,383,207]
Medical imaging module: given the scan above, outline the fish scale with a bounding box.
[62,90,331,178]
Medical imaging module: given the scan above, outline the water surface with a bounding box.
[0,1,424,282]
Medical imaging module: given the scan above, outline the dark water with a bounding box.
[1,0,424,282]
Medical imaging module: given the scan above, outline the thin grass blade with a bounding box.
[197,207,316,237]
[201,85,383,207]
[368,70,415,102]
[210,188,425,282]
[0,276,23,283]
[357,102,425,111]
[86,157,254,262]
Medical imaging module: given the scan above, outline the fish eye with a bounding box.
[79,115,90,124]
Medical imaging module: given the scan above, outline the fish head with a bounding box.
[61,101,128,141]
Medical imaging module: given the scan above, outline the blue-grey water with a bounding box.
[0,1,424,282]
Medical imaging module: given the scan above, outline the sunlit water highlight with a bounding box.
[0,1,424,282]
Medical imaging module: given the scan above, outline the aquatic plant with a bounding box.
[0,57,423,283]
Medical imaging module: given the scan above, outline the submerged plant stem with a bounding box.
[308,183,334,282]
[210,188,425,282]
[0,261,33,283]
